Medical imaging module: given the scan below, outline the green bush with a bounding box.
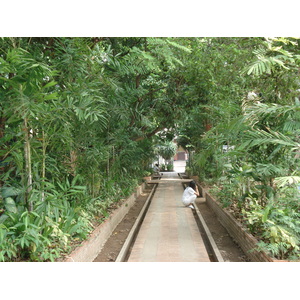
[0,178,94,262]
[242,201,300,260]
[166,163,173,171]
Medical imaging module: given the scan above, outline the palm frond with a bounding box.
[242,38,298,76]
[238,128,299,150]
[274,176,300,188]
[255,163,284,177]
[243,102,300,128]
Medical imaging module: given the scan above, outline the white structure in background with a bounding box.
[222,145,235,152]
[174,144,188,161]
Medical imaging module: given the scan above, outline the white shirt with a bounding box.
[182,187,196,203]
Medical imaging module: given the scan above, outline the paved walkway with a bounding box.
[173,160,186,173]
[127,172,210,262]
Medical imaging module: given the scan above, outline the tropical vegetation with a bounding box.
[1,37,299,261]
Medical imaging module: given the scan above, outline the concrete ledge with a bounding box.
[179,174,224,262]
[115,184,158,262]
[147,179,193,184]
[203,189,275,262]
[193,204,224,262]
[64,183,147,262]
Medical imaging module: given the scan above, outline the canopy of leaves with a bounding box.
[1,37,300,261]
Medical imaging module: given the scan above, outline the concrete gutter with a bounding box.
[193,204,224,262]
[115,183,158,262]
[179,173,224,262]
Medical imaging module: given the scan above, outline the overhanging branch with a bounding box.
[131,126,164,142]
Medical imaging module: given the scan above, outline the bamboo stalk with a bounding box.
[24,117,33,211]
[41,130,46,201]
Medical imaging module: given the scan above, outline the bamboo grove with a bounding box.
[0,37,300,261]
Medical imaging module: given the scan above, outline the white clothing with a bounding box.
[182,187,197,206]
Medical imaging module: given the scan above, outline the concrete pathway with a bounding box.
[173,160,186,173]
[127,172,210,262]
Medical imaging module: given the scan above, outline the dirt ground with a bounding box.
[93,185,249,262]
[93,187,151,262]
[196,198,248,262]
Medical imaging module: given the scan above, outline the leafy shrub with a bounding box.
[0,179,94,262]
[0,204,94,262]
[210,184,234,208]
[242,202,300,260]
[166,163,173,171]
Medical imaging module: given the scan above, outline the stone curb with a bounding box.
[203,188,277,262]
[179,173,224,262]
[193,204,224,262]
[115,183,158,262]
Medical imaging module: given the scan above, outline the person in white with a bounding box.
[182,180,199,209]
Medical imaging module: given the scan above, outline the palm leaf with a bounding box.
[238,128,299,152]
[274,176,300,188]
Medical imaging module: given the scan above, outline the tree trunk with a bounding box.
[24,117,33,211]
[41,130,46,201]
[0,115,6,187]
[70,150,77,176]
[0,116,5,139]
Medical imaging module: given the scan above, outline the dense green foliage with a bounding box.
[1,37,299,261]
[177,37,300,260]
[0,37,192,261]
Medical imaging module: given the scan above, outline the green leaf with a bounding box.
[4,197,18,213]
[44,92,58,100]
[0,214,9,224]
[270,226,278,239]
[1,186,22,198]
[42,81,57,89]
[262,206,271,223]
